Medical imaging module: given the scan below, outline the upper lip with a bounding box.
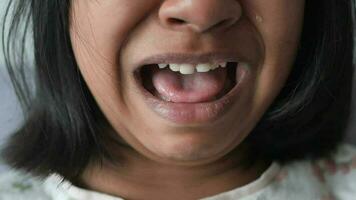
[134,52,245,71]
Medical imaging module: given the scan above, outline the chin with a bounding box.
[143,132,235,164]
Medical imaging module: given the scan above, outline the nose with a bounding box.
[159,0,242,33]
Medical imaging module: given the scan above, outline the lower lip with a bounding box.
[136,65,250,125]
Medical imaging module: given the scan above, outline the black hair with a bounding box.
[1,0,354,183]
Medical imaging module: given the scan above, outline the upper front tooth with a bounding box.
[169,64,180,72]
[179,64,195,75]
[196,63,214,72]
[165,63,226,74]
[158,64,168,69]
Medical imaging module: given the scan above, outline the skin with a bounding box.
[69,0,305,199]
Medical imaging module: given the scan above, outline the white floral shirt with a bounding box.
[1,143,356,200]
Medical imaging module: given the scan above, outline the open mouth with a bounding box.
[134,62,239,103]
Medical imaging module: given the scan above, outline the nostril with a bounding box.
[167,18,186,25]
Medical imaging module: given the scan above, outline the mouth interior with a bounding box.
[136,62,238,102]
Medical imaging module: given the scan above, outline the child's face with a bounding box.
[70,0,304,164]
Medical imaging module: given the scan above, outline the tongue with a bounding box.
[152,67,227,103]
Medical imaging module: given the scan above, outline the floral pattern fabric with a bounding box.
[0,143,355,200]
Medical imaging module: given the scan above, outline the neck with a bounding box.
[79,143,271,200]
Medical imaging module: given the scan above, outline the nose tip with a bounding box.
[159,0,242,33]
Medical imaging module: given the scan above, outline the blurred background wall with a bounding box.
[0,0,9,67]
[0,0,23,147]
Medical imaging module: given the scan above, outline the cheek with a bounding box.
[242,0,305,114]
[244,0,305,66]
[69,1,157,117]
